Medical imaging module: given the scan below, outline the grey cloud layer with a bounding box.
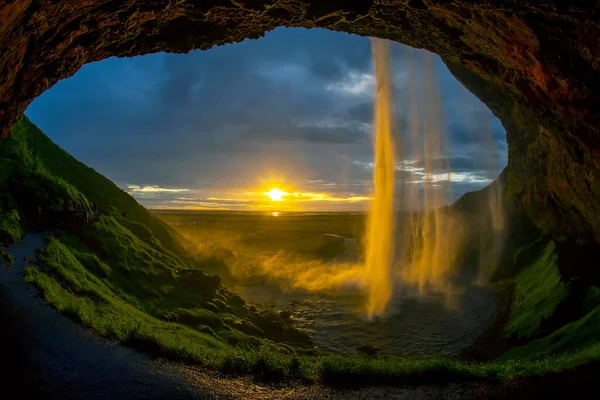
[26,27,506,208]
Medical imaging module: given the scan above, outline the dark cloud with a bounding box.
[343,102,373,124]
[26,27,507,209]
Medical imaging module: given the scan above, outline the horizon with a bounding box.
[26,27,507,212]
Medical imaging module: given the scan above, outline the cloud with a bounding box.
[326,71,375,96]
[126,185,191,193]
[26,27,507,210]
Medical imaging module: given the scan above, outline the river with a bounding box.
[236,235,499,357]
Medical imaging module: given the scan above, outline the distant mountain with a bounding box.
[450,167,539,280]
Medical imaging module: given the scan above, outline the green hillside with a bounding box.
[1,117,190,254]
[3,116,600,385]
[0,116,316,369]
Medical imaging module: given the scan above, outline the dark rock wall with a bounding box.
[1,0,599,238]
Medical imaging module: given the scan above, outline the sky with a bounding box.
[26,27,507,212]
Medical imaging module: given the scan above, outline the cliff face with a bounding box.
[1,1,599,238]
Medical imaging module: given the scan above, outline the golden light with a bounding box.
[266,188,286,201]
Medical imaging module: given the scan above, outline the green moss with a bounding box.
[505,241,568,338]
[0,209,23,243]
[17,117,190,254]
[26,240,600,384]
[0,116,189,253]
[177,308,224,328]
[0,117,90,240]
[501,304,600,362]
[0,246,14,264]
[17,265,538,383]
[74,250,112,277]
[491,236,544,282]
[582,286,600,314]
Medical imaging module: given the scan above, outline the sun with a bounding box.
[266,188,286,201]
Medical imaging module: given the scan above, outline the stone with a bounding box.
[226,293,246,308]
[357,344,378,356]
[202,301,220,313]
[279,310,292,320]
[181,270,221,295]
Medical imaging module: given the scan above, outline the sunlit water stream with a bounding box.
[235,235,498,357]
[170,39,504,357]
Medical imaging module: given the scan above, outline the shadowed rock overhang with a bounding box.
[1,0,599,239]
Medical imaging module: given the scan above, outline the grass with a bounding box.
[154,211,356,288]
[0,115,312,352]
[501,304,600,362]
[23,261,583,385]
[25,254,600,385]
[156,211,358,262]
[0,116,189,254]
[0,117,90,241]
[21,117,191,254]
[504,241,568,338]
[23,211,600,386]
[156,211,366,238]
[31,229,311,350]
[0,246,14,264]
[0,209,23,243]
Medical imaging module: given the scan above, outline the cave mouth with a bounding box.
[2,2,600,390]
[26,27,508,214]
[22,27,508,357]
[3,0,599,241]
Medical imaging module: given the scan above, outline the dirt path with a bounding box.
[1,233,573,400]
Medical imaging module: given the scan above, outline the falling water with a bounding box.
[364,41,506,316]
[397,48,463,294]
[365,38,396,318]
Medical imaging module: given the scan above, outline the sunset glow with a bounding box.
[266,188,286,201]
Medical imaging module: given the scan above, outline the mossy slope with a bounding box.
[5,116,600,385]
[4,116,190,253]
[1,116,313,358]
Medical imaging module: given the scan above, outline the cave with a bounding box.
[2,2,600,397]
[1,0,599,243]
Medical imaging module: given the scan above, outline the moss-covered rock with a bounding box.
[181,269,221,296]
[0,246,14,264]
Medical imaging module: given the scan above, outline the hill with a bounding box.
[0,117,190,254]
[3,116,600,385]
[0,116,316,371]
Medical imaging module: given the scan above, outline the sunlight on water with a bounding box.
[397,48,463,295]
[365,38,396,318]
[364,43,506,314]
[178,41,507,323]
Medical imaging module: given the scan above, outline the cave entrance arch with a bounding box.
[1,1,599,239]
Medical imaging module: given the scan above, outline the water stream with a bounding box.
[236,234,498,356]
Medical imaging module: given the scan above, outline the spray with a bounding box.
[396,49,463,295]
